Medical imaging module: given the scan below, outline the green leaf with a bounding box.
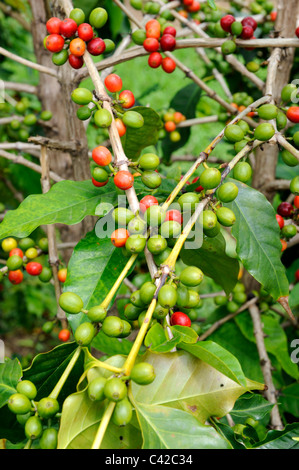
[279,384,299,418]
[180,231,239,294]
[235,313,299,380]
[229,393,274,422]
[170,325,198,343]
[132,350,265,424]
[179,341,248,387]
[224,179,289,300]
[211,419,246,449]
[134,402,231,449]
[121,106,162,160]
[0,179,117,239]
[161,83,202,161]
[0,358,22,408]
[58,389,142,449]
[91,330,133,356]
[22,342,83,404]
[207,0,217,9]
[252,423,299,449]
[63,229,136,332]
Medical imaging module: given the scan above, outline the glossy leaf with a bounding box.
[0,180,117,239]
[0,358,22,407]
[121,106,162,160]
[252,424,299,449]
[132,350,265,424]
[62,229,136,332]
[58,390,142,449]
[229,393,274,422]
[22,342,83,404]
[180,231,239,295]
[134,402,231,449]
[179,341,247,387]
[224,179,289,300]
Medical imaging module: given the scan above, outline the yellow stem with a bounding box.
[91,401,116,449]
[100,253,138,309]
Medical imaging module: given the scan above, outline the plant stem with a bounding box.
[91,401,116,449]
[49,346,82,400]
[101,254,138,310]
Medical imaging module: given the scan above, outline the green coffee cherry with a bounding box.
[113,208,135,226]
[179,266,204,287]
[158,284,177,309]
[127,217,146,235]
[176,285,190,309]
[140,281,156,304]
[186,290,201,308]
[59,292,84,314]
[71,88,93,105]
[138,153,160,170]
[202,210,217,230]
[8,393,32,415]
[153,303,169,320]
[233,161,252,183]
[125,234,147,253]
[75,322,97,346]
[144,205,166,227]
[147,235,168,255]
[70,8,85,25]
[94,109,112,128]
[6,255,23,271]
[16,380,37,400]
[124,303,143,321]
[290,176,299,195]
[130,289,146,308]
[130,362,156,385]
[122,111,144,129]
[39,267,53,283]
[254,123,275,141]
[216,207,236,227]
[37,397,59,419]
[88,376,107,401]
[199,168,222,190]
[178,192,199,212]
[87,306,107,322]
[257,104,278,120]
[141,171,162,189]
[224,125,245,143]
[25,416,43,440]
[102,316,124,337]
[221,40,237,55]
[103,377,127,402]
[112,398,133,426]
[217,182,239,202]
[89,7,108,29]
[39,428,58,449]
[160,221,181,239]
[282,149,298,167]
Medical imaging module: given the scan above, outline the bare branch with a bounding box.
[0,46,57,77]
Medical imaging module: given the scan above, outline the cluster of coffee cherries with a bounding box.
[276,198,299,252]
[7,379,60,448]
[0,236,68,286]
[280,83,299,124]
[71,73,144,138]
[160,109,186,143]
[44,7,114,70]
[0,96,52,143]
[132,19,177,74]
[213,280,247,314]
[85,357,155,427]
[91,147,162,191]
[216,14,258,56]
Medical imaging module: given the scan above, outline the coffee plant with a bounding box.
[0,0,299,451]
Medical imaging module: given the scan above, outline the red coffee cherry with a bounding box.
[241,16,257,31]
[45,34,65,53]
[192,176,204,193]
[58,268,67,283]
[60,18,78,38]
[170,311,191,327]
[115,118,127,137]
[145,19,161,39]
[69,38,86,56]
[46,17,62,34]
[148,52,162,68]
[165,209,183,225]
[161,57,176,73]
[241,25,254,40]
[119,90,135,109]
[87,38,106,56]
[163,26,176,37]
[114,171,134,190]
[294,196,299,209]
[92,177,108,187]
[8,270,24,285]
[77,23,94,41]
[9,248,24,258]
[287,107,299,123]
[276,214,285,229]
[187,0,201,12]
[111,228,130,247]
[296,26,299,38]
[104,74,123,93]
[295,269,299,282]
[68,54,84,69]
[139,195,159,213]
[58,329,71,342]
[220,14,236,33]
[277,202,294,218]
[26,262,43,276]
[160,34,176,52]
[92,146,112,166]
[143,38,160,52]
